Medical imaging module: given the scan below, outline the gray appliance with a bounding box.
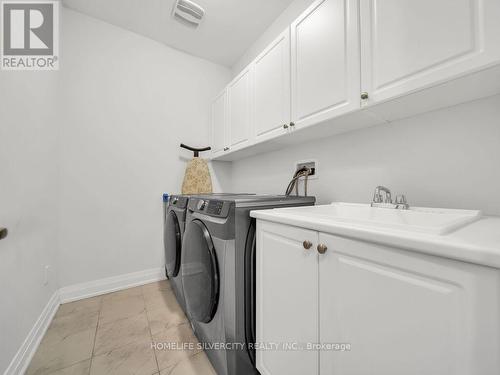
[163,193,254,313]
[163,194,191,313]
[181,194,316,375]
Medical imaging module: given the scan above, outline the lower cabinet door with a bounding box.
[256,221,318,375]
[318,233,500,375]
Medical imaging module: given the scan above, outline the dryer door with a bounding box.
[244,218,257,365]
[182,219,219,323]
[164,210,182,277]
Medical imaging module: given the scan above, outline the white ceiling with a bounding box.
[63,0,295,67]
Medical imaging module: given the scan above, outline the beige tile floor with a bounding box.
[26,281,216,375]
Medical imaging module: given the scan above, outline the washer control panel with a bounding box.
[169,195,188,209]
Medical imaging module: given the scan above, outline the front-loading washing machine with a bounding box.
[163,194,191,313]
[181,194,316,375]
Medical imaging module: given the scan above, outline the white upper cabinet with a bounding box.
[253,29,291,142]
[210,0,500,160]
[291,0,361,128]
[227,66,253,151]
[210,89,227,158]
[360,0,500,105]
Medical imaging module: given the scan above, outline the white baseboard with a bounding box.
[59,267,166,303]
[4,291,60,375]
[4,267,166,375]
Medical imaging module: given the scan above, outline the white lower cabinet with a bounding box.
[256,221,318,375]
[256,221,500,375]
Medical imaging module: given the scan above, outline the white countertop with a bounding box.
[251,203,500,269]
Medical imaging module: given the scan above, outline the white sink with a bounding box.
[277,202,482,235]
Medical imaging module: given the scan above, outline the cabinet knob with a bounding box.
[303,240,313,250]
[223,147,229,151]
[360,92,369,100]
[283,124,289,129]
[317,243,328,254]
[289,122,295,127]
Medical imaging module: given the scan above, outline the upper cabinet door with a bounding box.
[253,29,291,143]
[227,66,253,151]
[256,221,318,375]
[360,0,500,105]
[290,0,361,129]
[210,89,227,158]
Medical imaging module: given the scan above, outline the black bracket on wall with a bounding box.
[180,143,211,157]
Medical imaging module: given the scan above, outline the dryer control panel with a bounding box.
[207,200,224,215]
[190,198,231,218]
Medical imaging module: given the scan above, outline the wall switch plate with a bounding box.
[294,159,318,180]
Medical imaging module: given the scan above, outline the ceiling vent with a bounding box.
[172,0,205,28]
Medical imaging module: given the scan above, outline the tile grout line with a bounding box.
[28,300,103,375]
[44,359,92,375]
[91,290,150,354]
[34,285,167,375]
[142,284,162,375]
[87,296,104,375]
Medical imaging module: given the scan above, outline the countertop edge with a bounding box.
[250,210,500,269]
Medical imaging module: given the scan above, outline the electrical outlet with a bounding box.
[294,159,318,179]
[43,265,50,285]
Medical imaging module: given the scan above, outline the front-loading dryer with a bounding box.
[181,194,316,375]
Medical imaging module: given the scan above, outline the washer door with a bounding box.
[164,210,182,277]
[182,219,219,323]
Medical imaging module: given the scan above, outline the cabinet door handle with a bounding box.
[283,124,289,129]
[223,147,229,151]
[303,240,312,250]
[289,122,295,127]
[317,243,328,254]
[360,92,369,100]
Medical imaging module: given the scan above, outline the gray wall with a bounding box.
[0,70,59,371]
[223,95,500,215]
[57,9,231,288]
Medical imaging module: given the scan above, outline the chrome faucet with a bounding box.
[372,186,392,204]
[371,186,409,210]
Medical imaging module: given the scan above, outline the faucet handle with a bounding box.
[373,191,383,203]
[395,194,407,204]
[395,194,409,209]
[385,192,392,204]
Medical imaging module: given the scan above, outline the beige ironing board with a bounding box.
[180,144,213,194]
